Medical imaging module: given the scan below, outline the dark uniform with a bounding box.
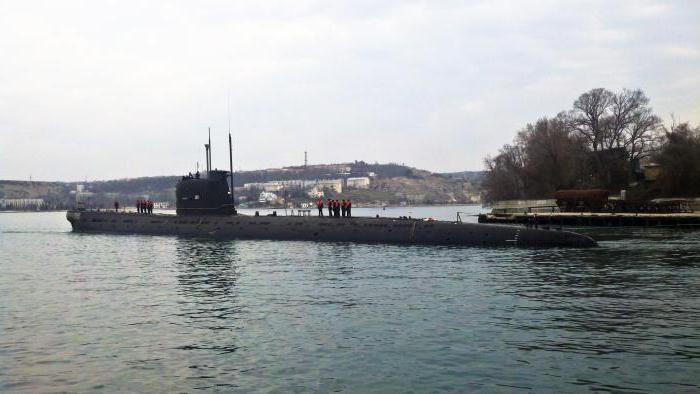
[327,199,333,217]
[341,200,347,217]
[347,200,352,217]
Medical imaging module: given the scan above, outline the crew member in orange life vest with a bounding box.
[317,199,324,216]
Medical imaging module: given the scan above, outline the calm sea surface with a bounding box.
[1,206,699,392]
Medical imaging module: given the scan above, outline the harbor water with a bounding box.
[1,207,699,392]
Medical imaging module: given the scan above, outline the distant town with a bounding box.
[0,161,484,211]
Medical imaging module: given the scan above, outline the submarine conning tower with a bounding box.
[175,170,236,215]
[176,128,237,216]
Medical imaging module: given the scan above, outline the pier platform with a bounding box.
[478,212,700,227]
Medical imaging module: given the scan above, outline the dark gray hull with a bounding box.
[66,210,596,247]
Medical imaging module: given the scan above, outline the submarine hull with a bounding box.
[66,210,597,247]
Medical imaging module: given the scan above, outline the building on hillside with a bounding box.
[315,179,342,193]
[244,182,283,192]
[307,186,324,198]
[642,162,662,181]
[346,177,370,189]
[69,185,95,206]
[0,198,46,210]
[259,191,279,203]
[244,179,342,193]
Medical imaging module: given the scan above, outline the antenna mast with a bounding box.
[204,127,212,172]
[227,91,231,138]
[229,132,235,207]
[227,91,235,211]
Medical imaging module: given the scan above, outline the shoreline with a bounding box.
[0,204,484,214]
[240,203,483,210]
[0,209,67,213]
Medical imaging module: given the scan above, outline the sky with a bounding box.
[0,0,698,181]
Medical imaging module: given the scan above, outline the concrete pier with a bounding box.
[478,212,700,227]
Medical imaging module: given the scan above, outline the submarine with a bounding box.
[66,133,597,248]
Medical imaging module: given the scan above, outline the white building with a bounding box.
[0,198,46,210]
[259,191,279,203]
[315,179,342,193]
[244,179,343,193]
[346,177,370,189]
[307,186,324,198]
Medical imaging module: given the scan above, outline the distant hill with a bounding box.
[1,162,483,209]
[439,171,486,184]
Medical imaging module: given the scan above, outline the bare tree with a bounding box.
[624,107,662,160]
[483,144,526,201]
[654,122,700,196]
[569,88,613,152]
[483,117,590,201]
[517,117,584,196]
[570,88,661,160]
[605,89,646,149]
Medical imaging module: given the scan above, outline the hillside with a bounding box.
[0,162,482,210]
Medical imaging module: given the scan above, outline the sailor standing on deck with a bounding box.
[347,200,352,217]
[334,199,340,218]
[114,201,119,212]
[341,200,347,217]
[136,200,141,214]
[327,199,333,217]
[317,199,324,216]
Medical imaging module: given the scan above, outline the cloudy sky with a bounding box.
[1,0,698,181]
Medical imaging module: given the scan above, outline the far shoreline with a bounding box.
[0,203,484,214]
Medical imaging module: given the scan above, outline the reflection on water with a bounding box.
[171,239,242,357]
[174,239,240,298]
[0,211,699,392]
